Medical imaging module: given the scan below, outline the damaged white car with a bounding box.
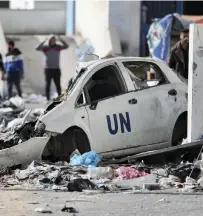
[39,55,187,161]
[0,55,188,166]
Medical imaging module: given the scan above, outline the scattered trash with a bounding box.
[115,166,148,180]
[156,198,166,202]
[170,163,201,183]
[25,94,46,104]
[67,178,97,192]
[156,198,170,203]
[61,206,78,213]
[9,96,25,110]
[0,159,203,193]
[87,166,113,179]
[70,150,100,167]
[182,138,188,145]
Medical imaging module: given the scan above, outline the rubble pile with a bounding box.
[0,150,203,194]
[0,96,46,150]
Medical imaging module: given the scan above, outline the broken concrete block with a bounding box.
[159,178,174,189]
[185,176,197,185]
[114,174,157,188]
[151,168,168,177]
[169,175,181,182]
[35,207,52,214]
[197,176,203,187]
[15,169,31,180]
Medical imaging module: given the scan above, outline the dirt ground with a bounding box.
[0,189,203,216]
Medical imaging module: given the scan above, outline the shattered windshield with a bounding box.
[66,54,100,94]
[67,68,86,94]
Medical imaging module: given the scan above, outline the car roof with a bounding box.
[77,56,165,73]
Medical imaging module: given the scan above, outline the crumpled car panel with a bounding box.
[0,137,50,167]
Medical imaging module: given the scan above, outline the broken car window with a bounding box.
[123,62,166,90]
[85,65,125,103]
[76,91,86,107]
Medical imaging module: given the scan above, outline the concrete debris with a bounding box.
[35,207,52,214]
[0,156,201,194]
[0,96,46,150]
[87,167,113,179]
[25,94,46,104]
[114,174,157,189]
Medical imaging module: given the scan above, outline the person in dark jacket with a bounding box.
[0,53,4,72]
[36,35,69,101]
[168,29,189,79]
[2,40,24,98]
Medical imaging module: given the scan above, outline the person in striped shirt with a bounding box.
[36,35,69,101]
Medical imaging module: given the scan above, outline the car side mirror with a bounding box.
[89,101,98,110]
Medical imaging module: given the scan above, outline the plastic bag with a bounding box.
[69,150,100,166]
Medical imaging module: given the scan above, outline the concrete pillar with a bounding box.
[188,24,203,142]
[109,1,141,56]
[66,0,75,35]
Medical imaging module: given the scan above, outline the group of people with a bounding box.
[0,35,69,101]
[0,30,189,101]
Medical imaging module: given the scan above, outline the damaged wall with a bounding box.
[188,24,203,142]
[75,0,121,57]
[0,9,66,35]
[75,0,140,57]
[109,1,141,56]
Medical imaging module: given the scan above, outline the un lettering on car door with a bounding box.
[106,112,131,135]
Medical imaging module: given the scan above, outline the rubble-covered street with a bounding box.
[0,95,203,196]
[1,189,203,216]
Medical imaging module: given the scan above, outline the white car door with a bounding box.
[83,61,173,156]
[120,60,183,146]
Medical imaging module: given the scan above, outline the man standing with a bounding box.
[0,53,4,73]
[2,40,24,98]
[36,35,69,101]
[169,29,189,79]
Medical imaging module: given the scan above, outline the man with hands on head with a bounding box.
[36,35,69,102]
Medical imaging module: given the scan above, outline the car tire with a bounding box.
[171,113,187,146]
[71,128,91,154]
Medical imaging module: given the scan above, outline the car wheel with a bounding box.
[71,128,91,154]
[171,113,187,146]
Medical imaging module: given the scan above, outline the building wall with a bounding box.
[0,1,66,34]
[75,0,110,57]
[0,9,66,34]
[75,0,140,57]
[109,1,141,56]
[34,1,66,10]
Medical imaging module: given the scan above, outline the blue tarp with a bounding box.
[147,13,194,62]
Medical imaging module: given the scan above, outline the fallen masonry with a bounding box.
[1,96,203,193]
[0,96,46,150]
[0,150,203,194]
